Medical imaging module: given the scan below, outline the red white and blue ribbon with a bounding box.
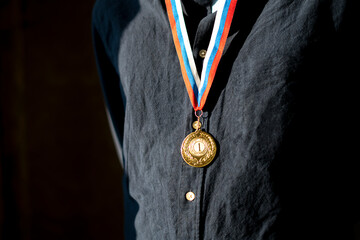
[165,0,237,111]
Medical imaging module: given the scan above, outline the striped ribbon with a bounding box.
[165,0,237,111]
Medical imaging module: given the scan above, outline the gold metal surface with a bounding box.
[199,49,207,58]
[192,120,202,130]
[181,129,217,168]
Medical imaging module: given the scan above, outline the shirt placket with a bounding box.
[178,164,204,240]
[176,9,215,239]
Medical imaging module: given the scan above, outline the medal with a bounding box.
[165,0,237,167]
[181,111,217,167]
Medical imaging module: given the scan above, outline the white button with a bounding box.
[186,192,196,201]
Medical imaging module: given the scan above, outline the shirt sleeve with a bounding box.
[91,0,126,167]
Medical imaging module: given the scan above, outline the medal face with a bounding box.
[181,130,217,168]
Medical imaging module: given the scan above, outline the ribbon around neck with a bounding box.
[165,0,237,111]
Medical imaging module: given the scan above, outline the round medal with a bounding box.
[181,121,217,167]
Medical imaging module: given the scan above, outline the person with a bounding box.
[92,0,359,239]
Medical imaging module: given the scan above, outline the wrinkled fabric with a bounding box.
[92,0,359,239]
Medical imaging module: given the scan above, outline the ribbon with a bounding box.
[165,0,237,111]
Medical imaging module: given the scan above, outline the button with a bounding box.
[199,49,207,58]
[186,192,196,201]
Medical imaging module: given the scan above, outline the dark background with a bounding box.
[0,0,124,239]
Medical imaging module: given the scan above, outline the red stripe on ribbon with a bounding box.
[198,0,237,110]
[165,0,199,109]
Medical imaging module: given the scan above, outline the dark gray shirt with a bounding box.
[92,0,359,239]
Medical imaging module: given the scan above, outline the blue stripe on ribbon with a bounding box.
[170,0,199,101]
[197,0,231,106]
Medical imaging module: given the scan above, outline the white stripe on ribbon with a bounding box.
[173,0,201,88]
[172,0,229,105]
[199,0,227,92]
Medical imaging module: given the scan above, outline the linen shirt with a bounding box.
[92,0,359,239]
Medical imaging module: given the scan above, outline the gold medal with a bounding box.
[181,119,217,168]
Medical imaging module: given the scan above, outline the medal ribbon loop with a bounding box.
[165,0,237,111]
